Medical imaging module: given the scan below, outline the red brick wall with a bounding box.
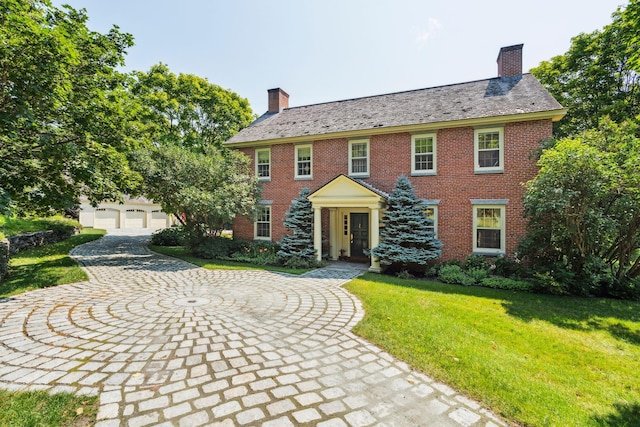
[233,119,552,261]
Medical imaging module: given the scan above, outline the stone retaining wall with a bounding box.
[0,238,8,282]
[0,228,79,282]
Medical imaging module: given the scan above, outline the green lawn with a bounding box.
[0,389,98,427]
[0,228,105,298]
[0,227,104,426]
[149,245,310,275]
[345,273,640,427]
[0,215,77,237]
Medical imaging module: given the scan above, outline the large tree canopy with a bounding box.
[129,63,259,235]
[131,144,261,238]
[0,0,145,213]
[520,118,640,298]
[132,63,254,151]
[531,0,640,138]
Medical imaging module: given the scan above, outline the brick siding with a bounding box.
[234,119,552,261]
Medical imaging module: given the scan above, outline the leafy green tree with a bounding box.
[132,63,254,151]
[131,144,260,238]
[521,118,640,297]
[0,0,145,213]
[531,0,640,138]
[371,176,442,273]
[277,188,318,268]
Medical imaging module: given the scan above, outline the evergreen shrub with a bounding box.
[277,188,318,268]
[371,176,442,274]
[150,226,189,246]
[438,265,475,286]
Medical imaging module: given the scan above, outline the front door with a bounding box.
[350,213,369,258]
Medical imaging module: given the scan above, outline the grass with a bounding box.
[149,245,311,275]
[0,389,98,427]
[0,215,77,237]
[0,228,105,298]
[345,273,640,427]
[0,225,104,426]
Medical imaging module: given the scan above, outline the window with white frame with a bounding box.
[349,139,369,177]
[473,205,505,254]
[255,205,271,240]
[255,148,270,180]
[474,128,504,173]
[424,206,438,237]
[412,134,436,175]
[295,145,312,179]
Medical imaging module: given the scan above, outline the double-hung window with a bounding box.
[255,148,270,180]
[295,144,312,179]
[255,205,271,240]
[412,134,436,175]
[425,206,438,237]
[349,139,369,177]
[474,128,504,173]
[472,203,506,254]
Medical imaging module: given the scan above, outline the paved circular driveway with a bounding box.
[0,233,505,426]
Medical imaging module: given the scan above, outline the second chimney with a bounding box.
[268,88,289,113]
[497,44,523,78]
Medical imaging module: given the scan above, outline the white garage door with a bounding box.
[125,209,146,228]
[94,208,120,229]
[149,210,169,229]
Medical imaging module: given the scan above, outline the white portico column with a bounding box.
[314,206,323,262]
[369,206,381,272]
[329,208,337,260]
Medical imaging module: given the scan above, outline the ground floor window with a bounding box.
[425,206,438,237]
[255,205,271,240]
[473,204,505,254]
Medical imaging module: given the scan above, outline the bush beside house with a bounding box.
[371,176,442,275]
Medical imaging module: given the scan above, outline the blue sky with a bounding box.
[54,0,627,115]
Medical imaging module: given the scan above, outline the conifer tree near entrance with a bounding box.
[371,175,442,272]
[277,188,318,268]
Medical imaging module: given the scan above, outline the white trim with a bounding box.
[411,133,437,175]
[295,144,313,179]
[474,127,504,173]
[472,204,506,254]
[348,139,370,177]
[255,147,271,181]
[254,205,272,241]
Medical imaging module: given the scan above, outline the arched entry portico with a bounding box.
[308,175,387,272]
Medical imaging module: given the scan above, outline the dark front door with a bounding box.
[350,213,369,258]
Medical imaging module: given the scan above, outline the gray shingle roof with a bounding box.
[225,74,564,145]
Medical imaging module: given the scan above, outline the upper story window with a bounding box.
[256,148,270,180]
[412,134,436,175]
[473,204,506,254]
[295,144,312,179]
[254,205,271,240]
[349,139,369,177]
[474,127,504,173]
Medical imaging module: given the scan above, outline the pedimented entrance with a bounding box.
[308,175,387,272]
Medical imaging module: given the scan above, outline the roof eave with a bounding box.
[224,108,568,148]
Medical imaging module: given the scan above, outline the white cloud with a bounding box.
[416,18,443,45]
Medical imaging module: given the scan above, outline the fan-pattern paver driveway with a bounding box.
[0,231,506,426]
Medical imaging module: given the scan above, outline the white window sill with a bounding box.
[474,169,504,175]
[473,249,505,256]
[411,171,436,177]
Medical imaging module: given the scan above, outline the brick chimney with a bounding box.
[267,88,289,113]
[497,44,523,78]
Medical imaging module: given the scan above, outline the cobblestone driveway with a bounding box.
[0,233,505,426]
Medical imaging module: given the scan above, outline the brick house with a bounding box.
[225,45,566,272]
